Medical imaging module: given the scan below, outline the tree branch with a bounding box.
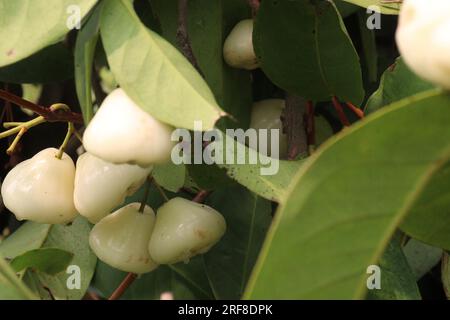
[0,89,84,124]
[192,190,210,203]
[282,94,308,160]
[176,0,204,77]
[108,273,137,300]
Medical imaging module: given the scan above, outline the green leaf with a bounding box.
[10,248,73,275]
[204,185,272,299]
[400,161,450,250]
[254,0,364,104]
[442,253,450,299]
[367,234,421,300]
[245,89,450,299]
[0,43,73,83]
[31,217,97,300]
[0,0,98,67]
[152,0,253,129]
[0,255,36,300]
[403,238,443,280]
[153,162,186,193]
[93,258,213,299]
[357,10,378,83]
[0,222,51,259]
[213,134,305,203]
[100,0,224,130]
[340,0,401,15]
[365,58,435,114]
[75,3,102,124]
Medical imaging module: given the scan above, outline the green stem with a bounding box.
[3,122,23,129]
[0,116,45,139]
[152,179,169,202]
[56,122,74,159]
[6,127,27,155]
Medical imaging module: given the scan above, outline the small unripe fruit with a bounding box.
[396,0,450,88]
[89,203,158,274]
[74,152,152,224]
[148,197,226,264]
[249,99,288,158]
[1,148,77,224]
[223,19,259,70]
[83,88,175,166]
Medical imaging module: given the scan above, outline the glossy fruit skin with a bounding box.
[396,0,450,88]
[249,99,288,158]
[223,19,259,70]
[83,88,176,166]
[148,197,226,264]
[89,203,158,274]
[74,152,152,224]
[1,148,77,224]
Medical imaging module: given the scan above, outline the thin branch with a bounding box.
[176,0,203,77]
[192,190,209,203]
[345,102,364,119]
[248,0,260,17]
[306,100,315,147]
[331,96,350,127]
[282,93,308,160]
[0,89,83,124]
[108,273,137,300]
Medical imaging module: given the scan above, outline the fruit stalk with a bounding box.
[108,272,137,300]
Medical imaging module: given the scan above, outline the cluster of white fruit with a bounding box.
[1,88,226,274]
[396,0,450,89]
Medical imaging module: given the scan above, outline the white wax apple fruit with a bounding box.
[74,152,152,224]
[223,19,259,70]
[396,0,450,88]
[89,203,158,274]
[1,148,77,224]
[148,197,226,264]
[83,88,175,166]
[249,99,288,158]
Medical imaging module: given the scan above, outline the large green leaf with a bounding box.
[153,162,186,193]
[0,0,97,67]
[10,248,73,275]
[75,3,102,124]
[254,0,364,104]
[365,58,435,114]
[204,185,272,299]
[0,43,73,84]
[340,0,401,15]
[100,0,224,130]
[401,161,450,250]
[152,0,252,129]
[367,234,421,300]
[245,89,450,299]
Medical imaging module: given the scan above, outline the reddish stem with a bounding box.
[248,0,260,16]
[345,102,364,119]
[108,273,137,300]
[0,89,83,124]
[192,190,209,203]
[306,100,315,146]
[331,96,350,127]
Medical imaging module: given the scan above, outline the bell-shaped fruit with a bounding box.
[396,0,450,88]
[249,99,288,158]
[1,148,77,224]
[74,152,152,224]
[83,88,175,166]
[223,19,259,70]
[89,203,158,274]
[148,197,226,264]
